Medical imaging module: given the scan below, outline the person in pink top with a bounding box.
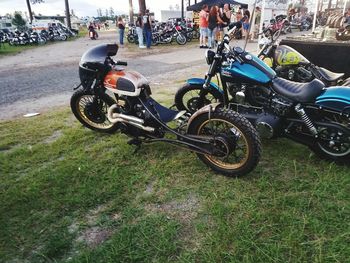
[199,4,209,48]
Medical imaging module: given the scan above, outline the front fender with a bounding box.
[186,103,222,133]
[187,78,223,94]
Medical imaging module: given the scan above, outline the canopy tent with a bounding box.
[187,0,248,11]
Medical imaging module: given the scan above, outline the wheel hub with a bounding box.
[84,101,106,124]
[212,134,236,158]
[318,128,350,157]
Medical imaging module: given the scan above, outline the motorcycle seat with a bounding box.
[317,67,344,82]
[272,77,325,103]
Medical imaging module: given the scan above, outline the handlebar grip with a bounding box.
[116,61,127,66]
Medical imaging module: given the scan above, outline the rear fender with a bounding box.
[186,103,222,133]
[316,87,350,112]
[187,78,223,94]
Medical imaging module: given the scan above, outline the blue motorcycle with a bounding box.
[175,25,350,162]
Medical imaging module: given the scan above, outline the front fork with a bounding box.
[199,57,228,108]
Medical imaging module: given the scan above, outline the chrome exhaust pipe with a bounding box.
[107,104,155,132]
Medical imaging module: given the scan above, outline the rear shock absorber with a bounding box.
[295,104,318,136]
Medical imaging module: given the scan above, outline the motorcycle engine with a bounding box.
[296,67,313,82]
[275,66,293,80]
[271,96,293,116]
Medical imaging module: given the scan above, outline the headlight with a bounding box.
[205,49,215,65]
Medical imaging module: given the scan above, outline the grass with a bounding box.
[0,102,350,262]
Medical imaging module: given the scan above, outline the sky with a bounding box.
[0,0,183,20]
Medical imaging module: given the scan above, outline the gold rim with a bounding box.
[76,95,114,129]
[198,118,250,169]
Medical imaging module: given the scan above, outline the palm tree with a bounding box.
[65,0,71,29]
[138,0,146,14]
[26,0,44,23]
[26,0,33,22]
[129,0,134,24]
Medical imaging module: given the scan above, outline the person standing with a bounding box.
[199,4,209,48]
[208,6,226,49]
[136,12,145,48]
[221,4,232,35]
[242,10,251,39]
[252,6,261,40]
[345,8,350,25]
[117,16,126,47]
[143,9,152,49]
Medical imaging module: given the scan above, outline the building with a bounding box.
[0,17,14,30]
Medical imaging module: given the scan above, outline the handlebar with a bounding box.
[116,61,127,66]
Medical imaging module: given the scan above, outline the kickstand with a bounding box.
[127,138,142,154]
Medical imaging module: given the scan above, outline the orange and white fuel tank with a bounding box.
[103,69,149,96]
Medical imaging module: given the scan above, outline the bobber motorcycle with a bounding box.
[175,25,350,163]
[70,44,261,176]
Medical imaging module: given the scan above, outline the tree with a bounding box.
[26,0,44,23]
[138,0,146,14]
[65,0,71,29]
[12,12,27,30]
[97,8,102,17]
[105,9,109,18]
[109,7,115,18]
[129,0,134,24]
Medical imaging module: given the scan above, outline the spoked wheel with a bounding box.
[70,89,119,133]
[310,126,350,163]
[175,83,223,113]
[176,33,187,45]
[188,108,261,177]
[127,34,135,43]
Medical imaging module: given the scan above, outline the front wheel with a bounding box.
[188,108,261,177]
[70,89,119,133]
[176,33,187,45]
[127,34,135,43]
[175,83,223,113]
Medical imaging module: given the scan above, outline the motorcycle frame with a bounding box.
[76,64,233,157]
[197,38,350,147]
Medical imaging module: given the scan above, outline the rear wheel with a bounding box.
[310,125,350,163]
[70,89,119,133]
[175,83,223,113]
[188,108,261,177]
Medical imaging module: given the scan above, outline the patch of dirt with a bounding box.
[85,203,111,226]
[145,194,200,222]
[144,180,155,194]
[43,130,63,144]
[68,202,121,250]
[0,144,22,154]
[76,227,113,248]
